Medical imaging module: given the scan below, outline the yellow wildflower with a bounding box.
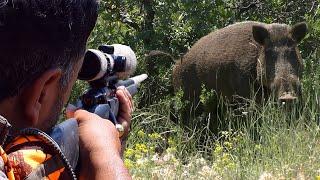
[124,148,135,158]
[137,130,146,138]
[168,137,176,147]
[167,147,177,154]
[148,132,162,140]
[135,143,148,153]
[124,159,134,169]
[213,145,223,155]
[223,142,233,149]
[134,153,143,160]
[255,144,262,151]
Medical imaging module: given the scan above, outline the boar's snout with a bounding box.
[278,92,298,104]
[271,78,302,105]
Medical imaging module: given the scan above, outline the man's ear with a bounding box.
[252,25,269,45]
[19,69,62,126]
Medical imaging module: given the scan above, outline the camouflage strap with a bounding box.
[0,115,11,146]
[25,155,65,179]
[0,146,14,180]
[4,129,76,180]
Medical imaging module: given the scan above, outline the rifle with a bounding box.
[50,44,147,169]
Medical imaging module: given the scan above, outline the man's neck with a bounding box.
[0,97,27,134]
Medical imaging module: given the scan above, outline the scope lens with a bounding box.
[78,51,102,80]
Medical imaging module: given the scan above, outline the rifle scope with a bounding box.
[78,44,137,81]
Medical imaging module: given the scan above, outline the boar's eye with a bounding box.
[285,48,296,54]
[285,49,298,62]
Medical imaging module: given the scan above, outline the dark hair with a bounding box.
[0,0,99,101]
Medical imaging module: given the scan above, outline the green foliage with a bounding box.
[69,80,88,104]
[200,84,215,105]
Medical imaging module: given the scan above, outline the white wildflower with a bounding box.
[242,111,248,115]
[259,172,274,180]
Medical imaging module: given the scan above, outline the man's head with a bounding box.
[0,0,98,132]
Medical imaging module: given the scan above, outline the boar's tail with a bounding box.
[145,50,175,63]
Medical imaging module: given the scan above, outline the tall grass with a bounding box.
[125,52,320,179]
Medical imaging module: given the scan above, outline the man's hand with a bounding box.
[66,87,133,180]
[116,86,133,139]
[66,86,133,139]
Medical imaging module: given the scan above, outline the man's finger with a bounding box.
[116,87,133,114]
[124,87,134,112]
[66,103,78,119]
[117,87,132,124]
[117,109,132,124]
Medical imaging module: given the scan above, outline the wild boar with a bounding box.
[173,21,308,107]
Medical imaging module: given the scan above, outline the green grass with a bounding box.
[124,70,320,179]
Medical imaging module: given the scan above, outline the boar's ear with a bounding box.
[252,25,269,45]
[290,22,308,43]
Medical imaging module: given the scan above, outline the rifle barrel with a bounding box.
[115,74,148,88]
[129,74,148,84]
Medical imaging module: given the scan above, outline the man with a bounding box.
[0,0,132,179]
